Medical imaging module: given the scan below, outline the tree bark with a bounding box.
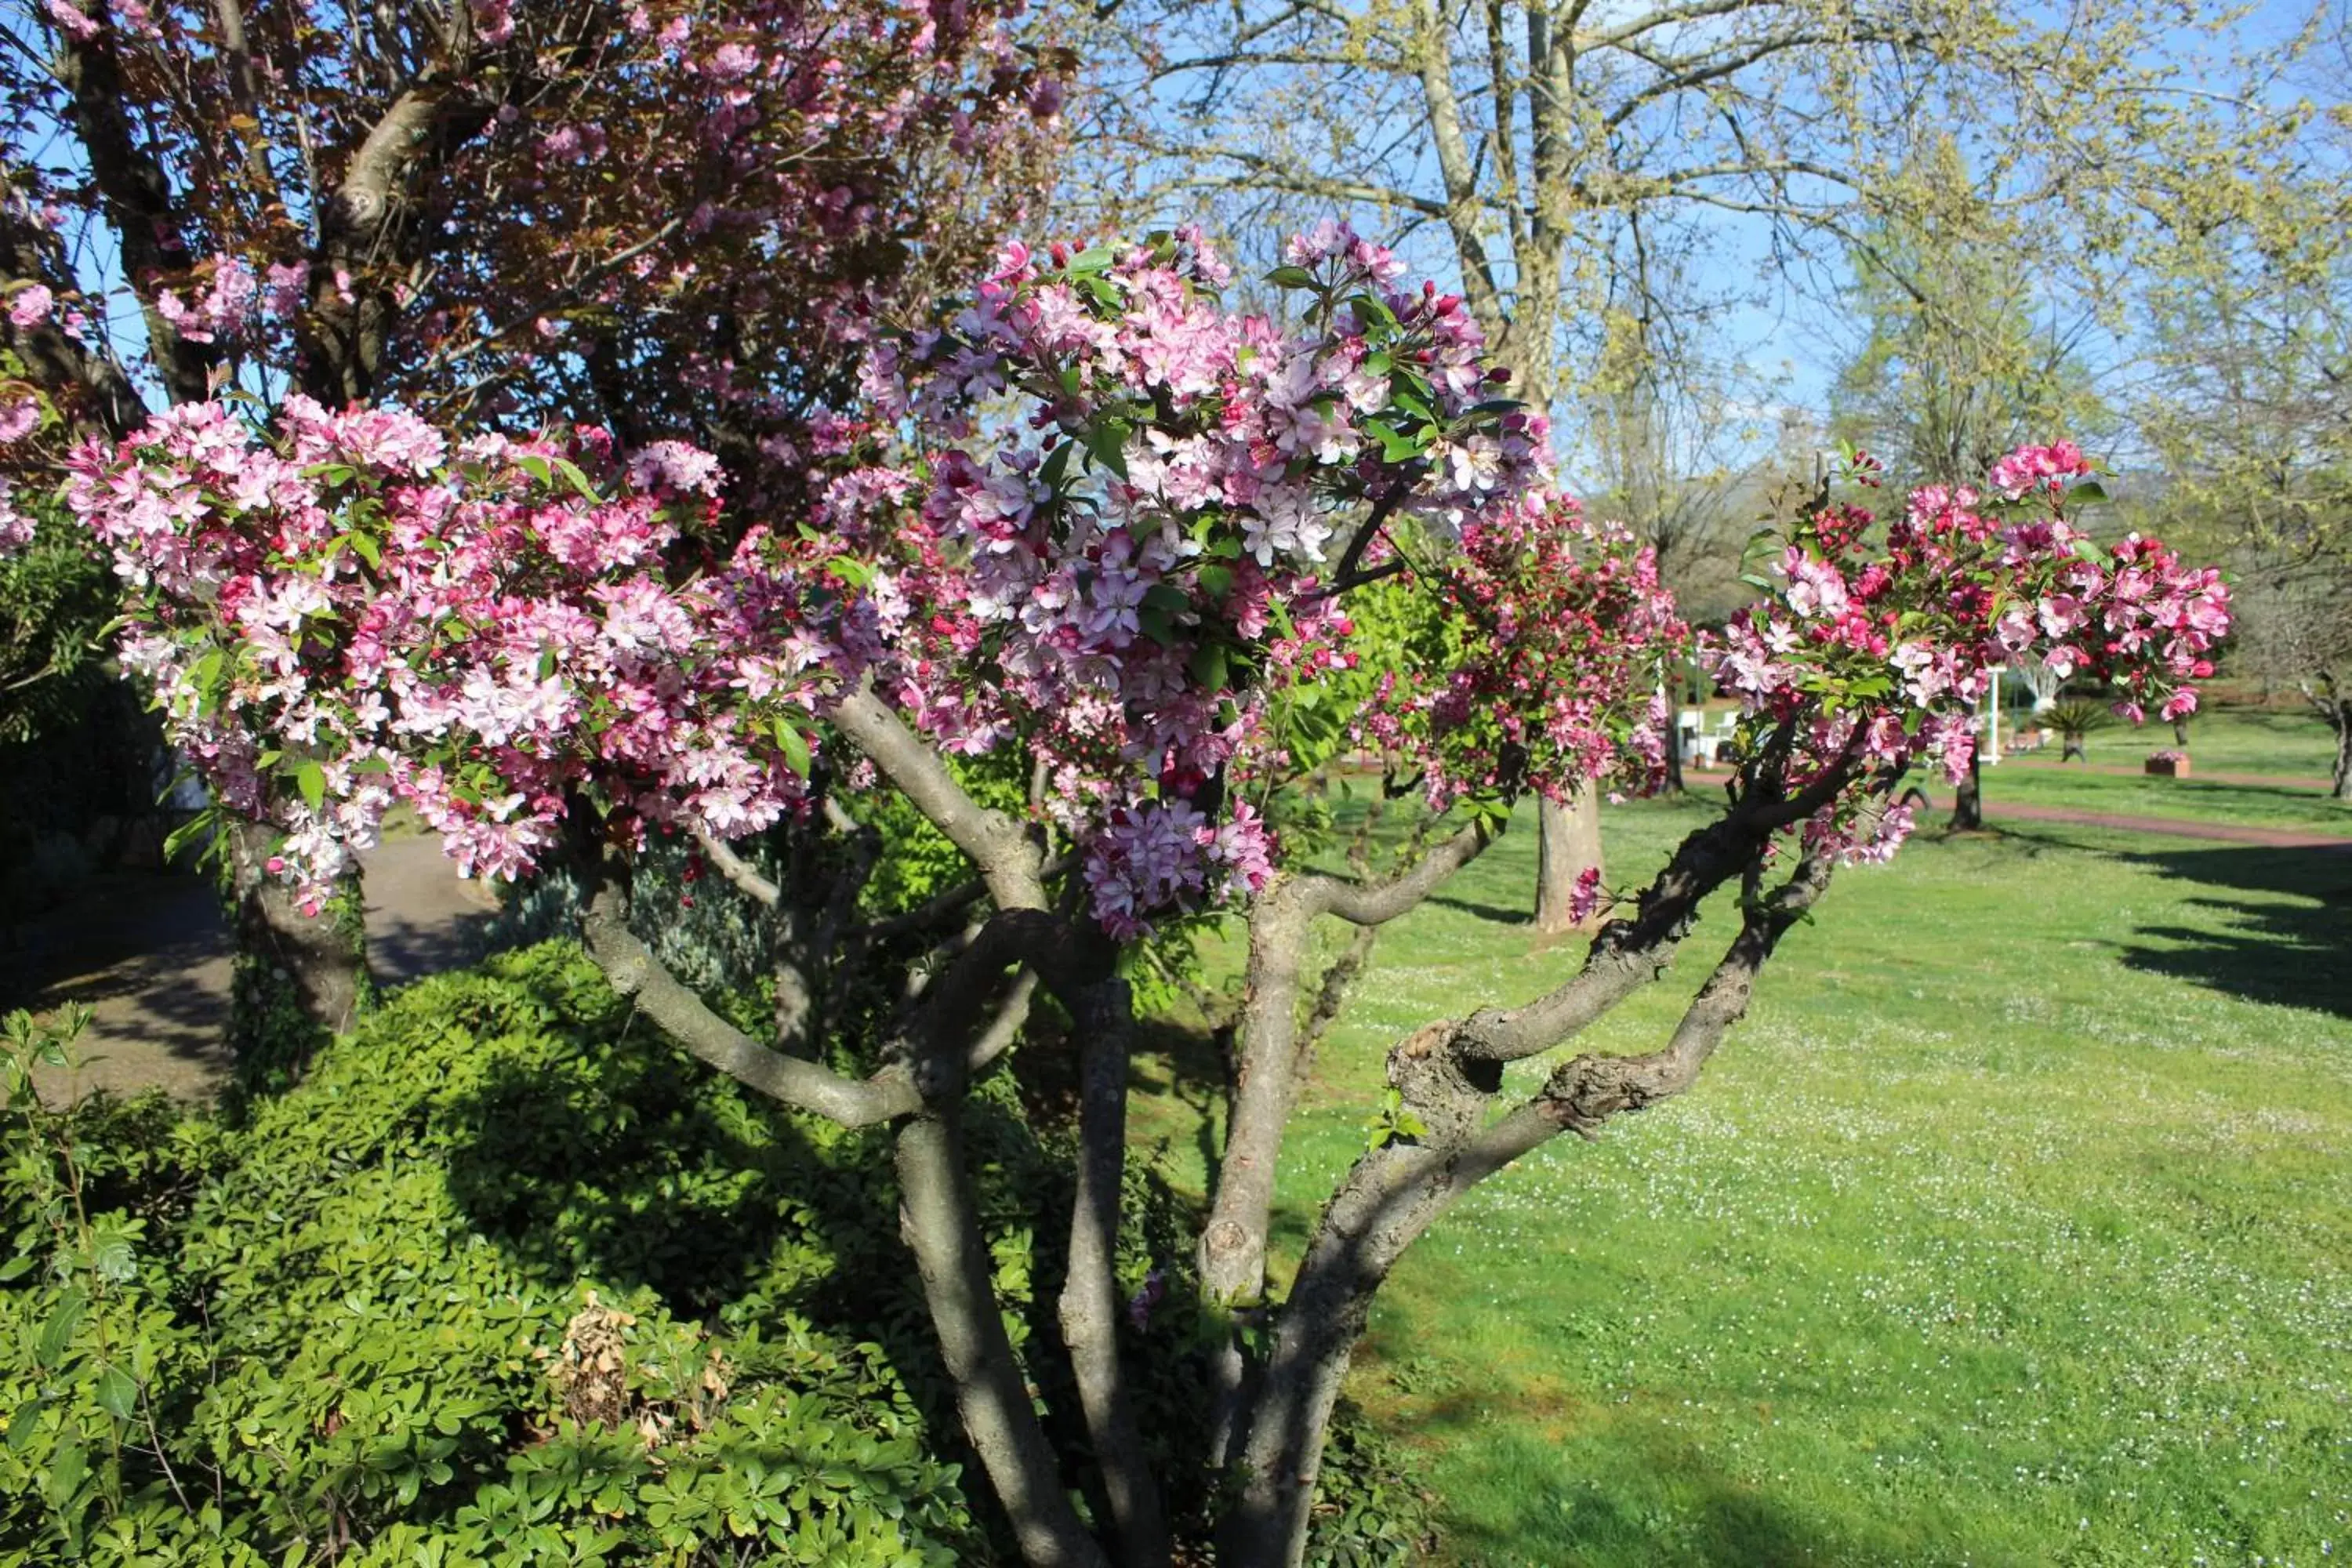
[897,1109,1112,1568]
[1532,779,1603,934]
[1198,826,1494,1462]
[1950,744,1984,830]
[2332,706,2352,801]
[226,818,365,1052]
[1056,980,1170,1568]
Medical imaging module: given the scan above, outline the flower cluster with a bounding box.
[856,224,1554,933]
[1712,449,2230,861]
[70,224,1560,936]
[4,0,1062,517]
[67,399,833,911]
[1354,491,1690,812]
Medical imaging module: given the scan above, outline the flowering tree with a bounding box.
[57,223,2229,1566]
[0,0,1064,1029]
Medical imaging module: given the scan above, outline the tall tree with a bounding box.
[1827,140,2113,827]
[0,0,1065,1032]
[1080,0,2300,919]
[2131,45,2352,792]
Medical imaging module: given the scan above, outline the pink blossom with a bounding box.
[9,285,53,328]
[43,0,97,38]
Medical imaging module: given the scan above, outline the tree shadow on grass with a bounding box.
[1120,1012,1233,1191]
[1400,1410,1861,1567]
[1426,894,1533,925]
[2111,842,2352,1019]
[1994,826,2352,1018]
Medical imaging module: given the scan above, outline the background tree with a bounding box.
[0,0,1066,1036]
[1078,0,2298,920]
[1827,140,2113,828]
[2129,46,2352,793]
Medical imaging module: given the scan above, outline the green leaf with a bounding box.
[90,1232,136,1284]
[1363,421,1424,463]
[35,1288,85,1368]
[43,1440,85,1508]
[1080,419,1131,480]
[1142,583,1191,615]
[516,454,555,488]
[4,1396,45,1452]
[771,720,811,778]
[293,759,327,815]
[1266,265,1319,290]
[1138,608,1177,649]
[163,806,220,865]
[2067,479,2110,505]
[348,530,382,570]
[1067,245,1116,274]
[93,1367,137,1422]
[552,457,602,499]
[1040,441,1074,492]
[1196,563,1235,600]
[189,645,226,699]
[1189,641,1231,691]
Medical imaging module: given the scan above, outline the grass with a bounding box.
[2097,706,2339,779]
[1129,756,2352,1567]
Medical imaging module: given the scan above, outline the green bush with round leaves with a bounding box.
[2,943,1428,1565]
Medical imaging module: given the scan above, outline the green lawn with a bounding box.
[1131,779,2352,1566]
[2100,705,2340,778]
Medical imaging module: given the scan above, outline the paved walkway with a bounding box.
[2,833,498,1102]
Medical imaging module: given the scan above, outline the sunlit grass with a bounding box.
[1131,771,2352,1566]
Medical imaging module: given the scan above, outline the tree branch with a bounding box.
[1222,840,1837,1564]
[690,826,779,906]
[1196,816,1496,1465]
[832,684,1048,911]
[574,838,917,1127]
[53,21,212,406]
[896,1107,1112,1568]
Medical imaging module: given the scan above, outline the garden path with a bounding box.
[3,833,497,1103]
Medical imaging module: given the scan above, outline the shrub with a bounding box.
[2,946,1427,1565]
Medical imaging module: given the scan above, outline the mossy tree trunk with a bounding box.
[226,818,368,1079]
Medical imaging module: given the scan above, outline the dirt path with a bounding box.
[1964,800,2352,848]
[2,834,499,1104]
[1686,765,2350,847]
[1989,757,2338,791]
